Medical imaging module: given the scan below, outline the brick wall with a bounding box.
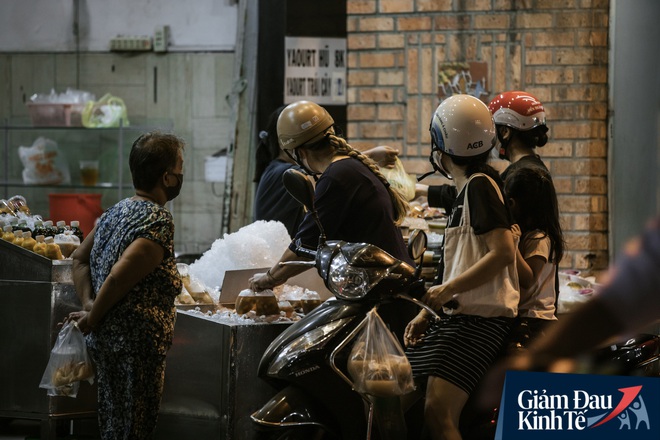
[346,0,610,271]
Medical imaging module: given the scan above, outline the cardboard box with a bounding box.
[219,267,333,306]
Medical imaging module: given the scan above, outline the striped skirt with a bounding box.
[405,314,513,394]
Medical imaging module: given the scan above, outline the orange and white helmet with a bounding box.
[488,91,546,131]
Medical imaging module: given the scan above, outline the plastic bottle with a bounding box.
[12,230,24,247]
[33,220,47,238]
[0,199,13,215]
[33,235,47,256]
[17,220,31,233]
[56,220,68,234]
[2,225,15,242]
[43,220,57,238]
[21,231,37,251]
[69,220,84,242]
[44,236,64,260]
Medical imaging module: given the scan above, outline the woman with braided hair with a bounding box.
[253,105,402,238]
[250,100,412,293]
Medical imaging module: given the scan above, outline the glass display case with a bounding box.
[0,119,173,222]
[0,238,97,440]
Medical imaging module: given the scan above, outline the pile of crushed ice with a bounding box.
[189,220,291,290]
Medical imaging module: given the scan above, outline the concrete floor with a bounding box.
[0,419,40,440]
[0,419,99,440]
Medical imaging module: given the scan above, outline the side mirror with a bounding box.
[282,168,315,212]
[408,229,428,261]
[283,168,326,246]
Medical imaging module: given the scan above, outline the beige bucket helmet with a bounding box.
[277,100,335,150]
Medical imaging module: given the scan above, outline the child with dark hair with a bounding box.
[488,90,550,182]
[504,165,565,349]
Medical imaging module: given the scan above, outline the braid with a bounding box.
[328,135,409,224]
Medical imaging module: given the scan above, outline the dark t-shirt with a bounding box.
[428,155,551,212]
[292,157,412,265]
[428,184,458,213]
[254,159,305,238]
[500,154,550,182]
[437,174,512,284]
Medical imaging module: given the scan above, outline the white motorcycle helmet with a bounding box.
[428,94,496,179]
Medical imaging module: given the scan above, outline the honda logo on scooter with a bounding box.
[293,364,320,377]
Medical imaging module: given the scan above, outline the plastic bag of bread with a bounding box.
[347,308,414,397]
[235,288,280,316]
[39,321,95,398]
[177,263,214,304]
[379,157,416,201]
[176,285,196,305]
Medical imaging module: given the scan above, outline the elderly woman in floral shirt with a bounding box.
[69,131,184,440]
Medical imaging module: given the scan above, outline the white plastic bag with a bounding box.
[347,308,415,397]
[39,321,95,398]
[18,137,71,185]
[54,230,80,258]
[380,157,416,201]
[82,93,129,128]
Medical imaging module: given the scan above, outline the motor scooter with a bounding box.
[251,168,435,439]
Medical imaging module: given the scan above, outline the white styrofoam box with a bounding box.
[205,154,228,182]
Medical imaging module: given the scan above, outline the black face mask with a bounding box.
[165,173,183,201]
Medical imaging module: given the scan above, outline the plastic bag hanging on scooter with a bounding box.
[347,307,415,397]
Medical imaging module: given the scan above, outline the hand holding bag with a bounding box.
[347,308,415,397]
[442,173,520,318]
[39,321,95,398]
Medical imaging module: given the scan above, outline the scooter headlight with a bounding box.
[267,317,353,376]
[327,253,386,300]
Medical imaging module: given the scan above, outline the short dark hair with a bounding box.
[129,132,185,191]
[254,105,287,183]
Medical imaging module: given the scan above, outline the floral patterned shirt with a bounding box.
[87,198,181,356]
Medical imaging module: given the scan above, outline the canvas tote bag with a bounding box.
[442,173,520,318]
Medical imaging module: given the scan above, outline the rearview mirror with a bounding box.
[282,168,315,212]
[408,229,428,261]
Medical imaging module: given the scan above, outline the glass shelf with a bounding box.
[1,181,133,190]
[1,119,173,218]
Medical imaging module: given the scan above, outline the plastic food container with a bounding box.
[26,102,86,127]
